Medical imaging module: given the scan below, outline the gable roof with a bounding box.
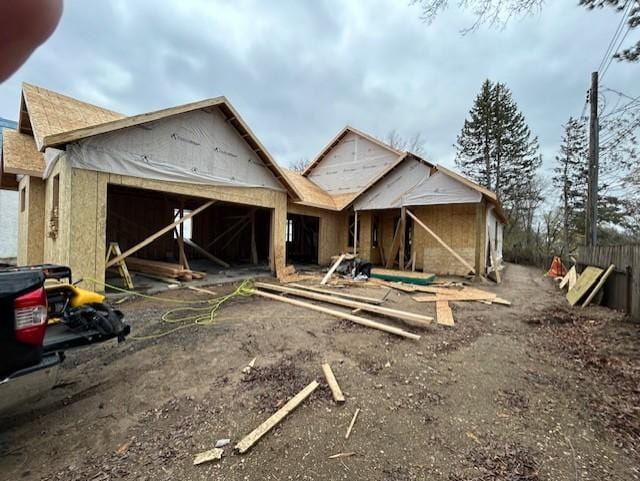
[20,83,125,150]
[302,125,402,177]
[9,84,302,200]
[435,165,506,222]
[2,129,43,177]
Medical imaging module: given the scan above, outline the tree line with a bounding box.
[455,79,639,267]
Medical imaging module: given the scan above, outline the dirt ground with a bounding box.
[1,263,639,480]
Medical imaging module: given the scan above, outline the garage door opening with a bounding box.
[286,213,319,264]
[106,185,272,283]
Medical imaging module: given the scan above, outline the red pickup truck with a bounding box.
[0,264,129,414]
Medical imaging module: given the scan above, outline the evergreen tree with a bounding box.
[455,79,542,215]
[552,117,588,253]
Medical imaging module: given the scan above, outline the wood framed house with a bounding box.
[1,84,506,290]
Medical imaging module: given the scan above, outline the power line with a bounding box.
[596,0,633,73]
[600,1,634,81]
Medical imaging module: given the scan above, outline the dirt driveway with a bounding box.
[1,264,638,480]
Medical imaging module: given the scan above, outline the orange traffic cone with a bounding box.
[546,256,566,278]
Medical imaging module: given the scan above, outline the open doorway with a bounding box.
[286,213,319,264]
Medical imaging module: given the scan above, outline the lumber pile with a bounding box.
[561,263,615,307]
[126,257,206,282]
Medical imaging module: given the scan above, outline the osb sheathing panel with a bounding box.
[43,154,72,266]
[287,202,349,265]
[17,176,45,266]
[375,203,485,275]
[2,129,44,176]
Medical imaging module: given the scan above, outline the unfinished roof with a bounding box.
[20,83,124,150]
[283,170,340,210]
[1,129,43,176]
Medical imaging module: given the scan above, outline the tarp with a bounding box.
[66,108,285,191]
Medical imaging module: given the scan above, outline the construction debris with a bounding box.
[235,380,319,454]
[328,452,356,459]
[345,408,361,439]
[321,363,346,404]
[252,289,421,340]
[193,447,224,465]
[558,265,577,290]
[435,301,455,326]
[254,282,433,327]
[287,283,386,304]
[321,254,347,285]
[242,357,257,374]
[370,267,436,285]
[567,266,604,306]
[126,257,205,282]
[215,439,231,448]
[582,264,615,307]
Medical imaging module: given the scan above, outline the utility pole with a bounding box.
[586,71,599,246]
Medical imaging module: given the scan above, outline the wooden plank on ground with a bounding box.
[106,200,215,268]
[582,264,615,307]
[559,266,578,291]
[436,301,454,326]
[193,447,223,465]
[287,283,385,304]
[322,363,345,403]
[567,266,604,306]
[368,278,417,293]
[254,282,433,326]
[321,254,346,285]
[235,381,319,454]
[345,408,360,439]
[184,238,230,268]
[252,289,421,340]
[406,209,475,275]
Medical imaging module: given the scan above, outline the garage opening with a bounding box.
[286,213,319,264]
[105,185,272,283]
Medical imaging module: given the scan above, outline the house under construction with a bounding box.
[1,84,505,290]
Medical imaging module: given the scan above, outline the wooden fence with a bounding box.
[577,244,640,321]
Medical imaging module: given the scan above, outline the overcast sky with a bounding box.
[0,0,638,176]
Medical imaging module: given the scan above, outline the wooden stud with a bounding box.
[399,207,406,271]
[206,212,251,249]
[252,289,421,340]
[474,202,483,279]
[184,238,230,268]
[321,254,346,285]
[385,220,402,269]
[254,282,433,326]
[286,283,385,304]
[106,200,215,268]
[235,380,319,454]
[406,209,475,275]
[488,231,500,284]
[251,209,258,264]
[321,363,345,403]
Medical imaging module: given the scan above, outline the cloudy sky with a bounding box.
[0,0,638,176]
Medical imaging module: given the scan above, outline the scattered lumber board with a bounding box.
[370,267,436,286]
[321,254,346,285]
[252,289,421,340]
[559,266,577,291]
[582,264,615,307]
[345,408,360,439]
[235,380,319,454]
[567,266,604,306]
[193,447,223,465]
[322,363,345,403]
[287,283,385,305]
[368,278,418,293]
[435,301,454,326]
[126,257,195,281]
[254,282,433,327]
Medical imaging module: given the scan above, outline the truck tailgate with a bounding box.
[43,322,131,353]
